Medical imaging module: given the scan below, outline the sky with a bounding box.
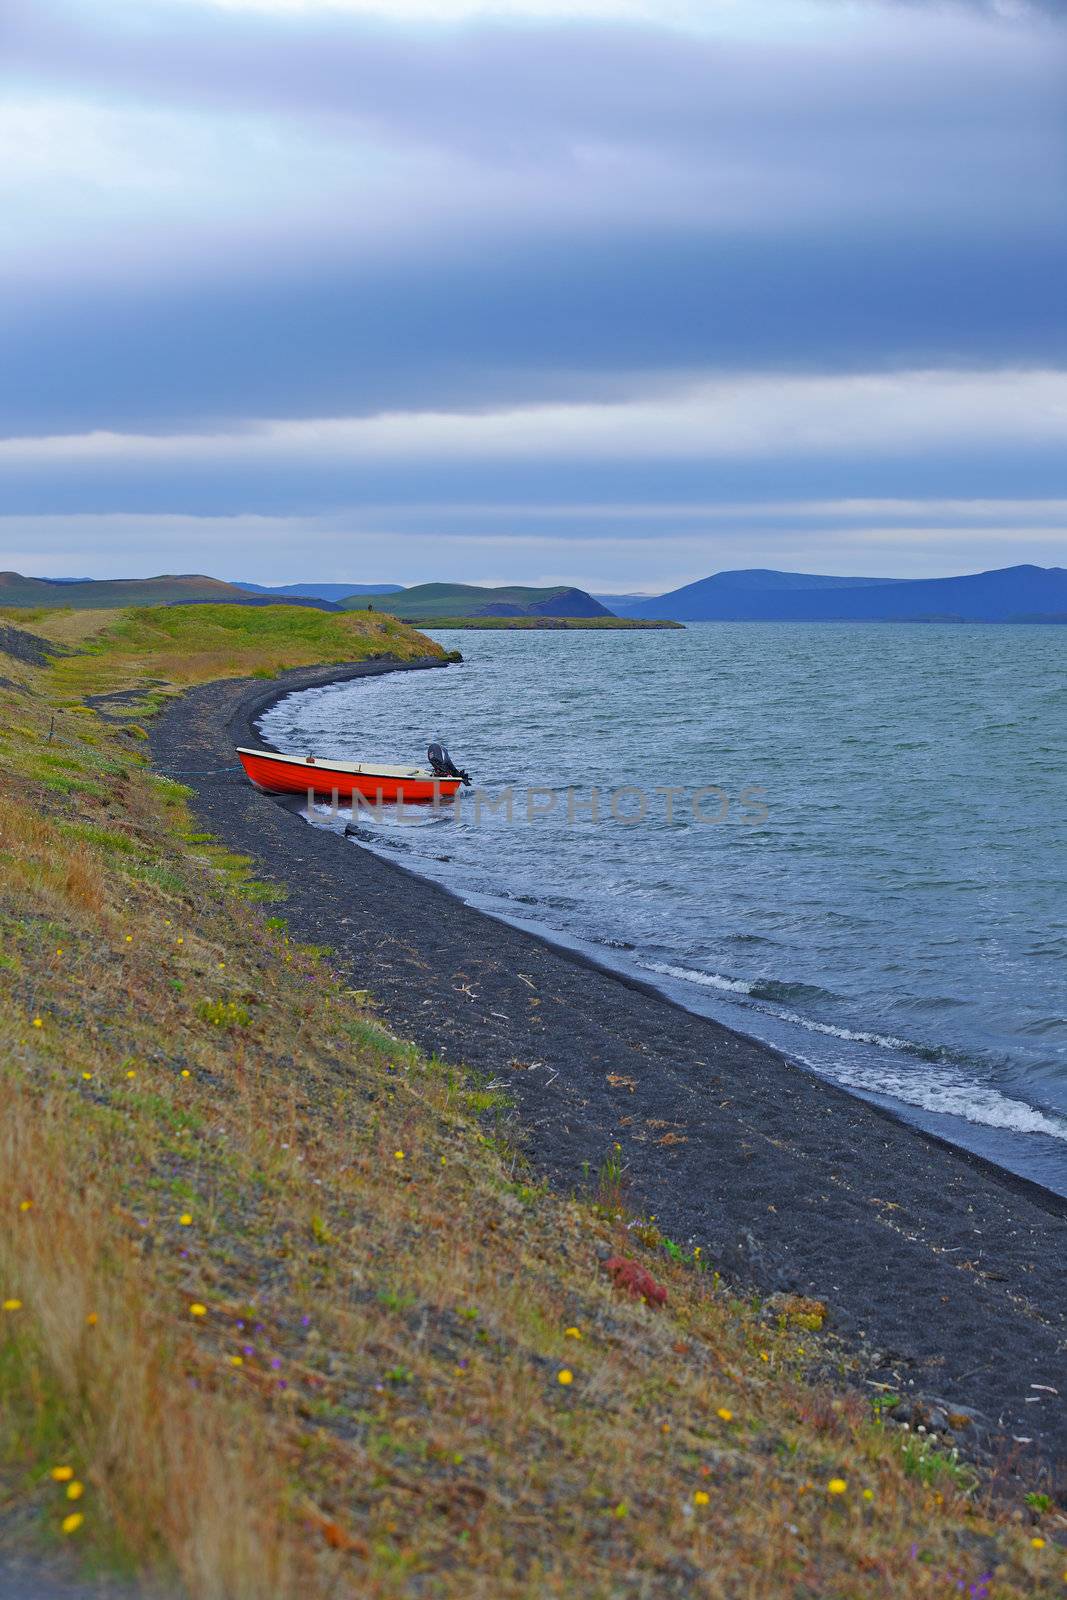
[2,0,1066,591]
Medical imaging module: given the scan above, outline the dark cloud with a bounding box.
[3,224,1065,436]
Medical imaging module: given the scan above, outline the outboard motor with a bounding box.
[427,741,471,786]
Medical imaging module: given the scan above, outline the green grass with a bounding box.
[413,615,683,630]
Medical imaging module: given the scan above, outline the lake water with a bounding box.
[260,623,1067,1195]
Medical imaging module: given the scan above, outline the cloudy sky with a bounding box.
[3,0,1066,590]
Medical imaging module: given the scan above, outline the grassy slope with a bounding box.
[416,617,683,631]
[0,575,256,609]
[0,608,1061,1598]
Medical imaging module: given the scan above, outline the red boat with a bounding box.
[237,746,463,803]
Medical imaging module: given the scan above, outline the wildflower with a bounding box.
[81,1072,92,1081]
[2,1299,22,1312]
[177,937,184,945]
[56,947,63,955]
[189,1303,207,1318]
[1031,1538,1046,1550]
[661,1423,670,1434]
[61,1513,84,1535]
[66,1482,84,1501]
[230,1355,243,1366]
[394,1150,404,1160]
[126,1070,136,1079]
[557,1369,574,1386]
[179,1214,192,1226]
[32,1018,43,1028]
[86,1313,97,1326]
[693,1490,710,1507]
[611,1502,628,1518]
[565,1327,582,1339]
[180,1069,190,1078]
[716,1408,733,1422]
[19,1200,32,1212]
[827,1478,848,1495]
[125,935,132,943]
[862,1489,874,1501]
[51,1467,74,1482]
[759,1350,770,1362]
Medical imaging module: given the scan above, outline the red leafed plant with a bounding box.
[604,1256,667,1307]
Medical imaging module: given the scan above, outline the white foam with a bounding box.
[821,1057,1067,1141]
[642,963,1067,1141]
[643,960,755,995]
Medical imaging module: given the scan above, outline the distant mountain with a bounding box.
[0,572,349,610]
[361,583,613,621]
[0,572,254,608]
[234,581,404,601]
[626,565,1067,622]
[592,592,658,613]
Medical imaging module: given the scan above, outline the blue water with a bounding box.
[260,624,1067,1195]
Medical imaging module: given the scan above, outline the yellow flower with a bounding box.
[66,1482,84,1501]
[32,1017,43,1028]
[759,1350,770,1362]
[827,1478,848,1495]
[2,1298,22,1312]
[177,937,184,945]
[180,1069,190,1078]
[557,1369,574,1386]
[81,1072,92,1081]
[230,1355,243,1366]
[394,1150,405,1160]
[125,935,132,943]
[1032,1537,1046,1550]
[51,1466,74,1482]
[86,1312,98,1326]
[716,1408,733,1422]
[693,1490,710,1507]
[19,1200,32,1212]
[55,948,63,955]
[189,1303,207,1318]
[126,1070,136,1079]
[565,1327,582,1339]
[62,1513,84,1535]
[862,1488,874,1501]
[179,1214,192,1226]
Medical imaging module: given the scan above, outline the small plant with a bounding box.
[1024,1491,1052,1513]
[195,998,251,1028]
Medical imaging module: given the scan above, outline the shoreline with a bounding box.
[150,654,1067,1471]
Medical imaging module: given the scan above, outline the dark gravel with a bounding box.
[149,657,1067,1476]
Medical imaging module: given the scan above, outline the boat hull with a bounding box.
[237,748,460,803]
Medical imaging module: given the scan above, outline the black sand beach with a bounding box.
[150,657,1067,1475]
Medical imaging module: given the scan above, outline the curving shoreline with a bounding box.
[150,654,1067,1471]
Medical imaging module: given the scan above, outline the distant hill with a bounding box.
[361,583,613,621]
[234,581,404,602]
[625,565,1067,622]
[0,572,257,609]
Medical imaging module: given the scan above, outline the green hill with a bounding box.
[0,572,254,609]
[354,582,612,620]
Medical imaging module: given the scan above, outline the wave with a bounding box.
[642,962,1067,1142]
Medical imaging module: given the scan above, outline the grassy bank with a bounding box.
[0,607,1060,1597]
[415,616,682,630]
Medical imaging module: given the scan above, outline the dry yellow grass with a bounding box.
[0,608,1062,1597]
